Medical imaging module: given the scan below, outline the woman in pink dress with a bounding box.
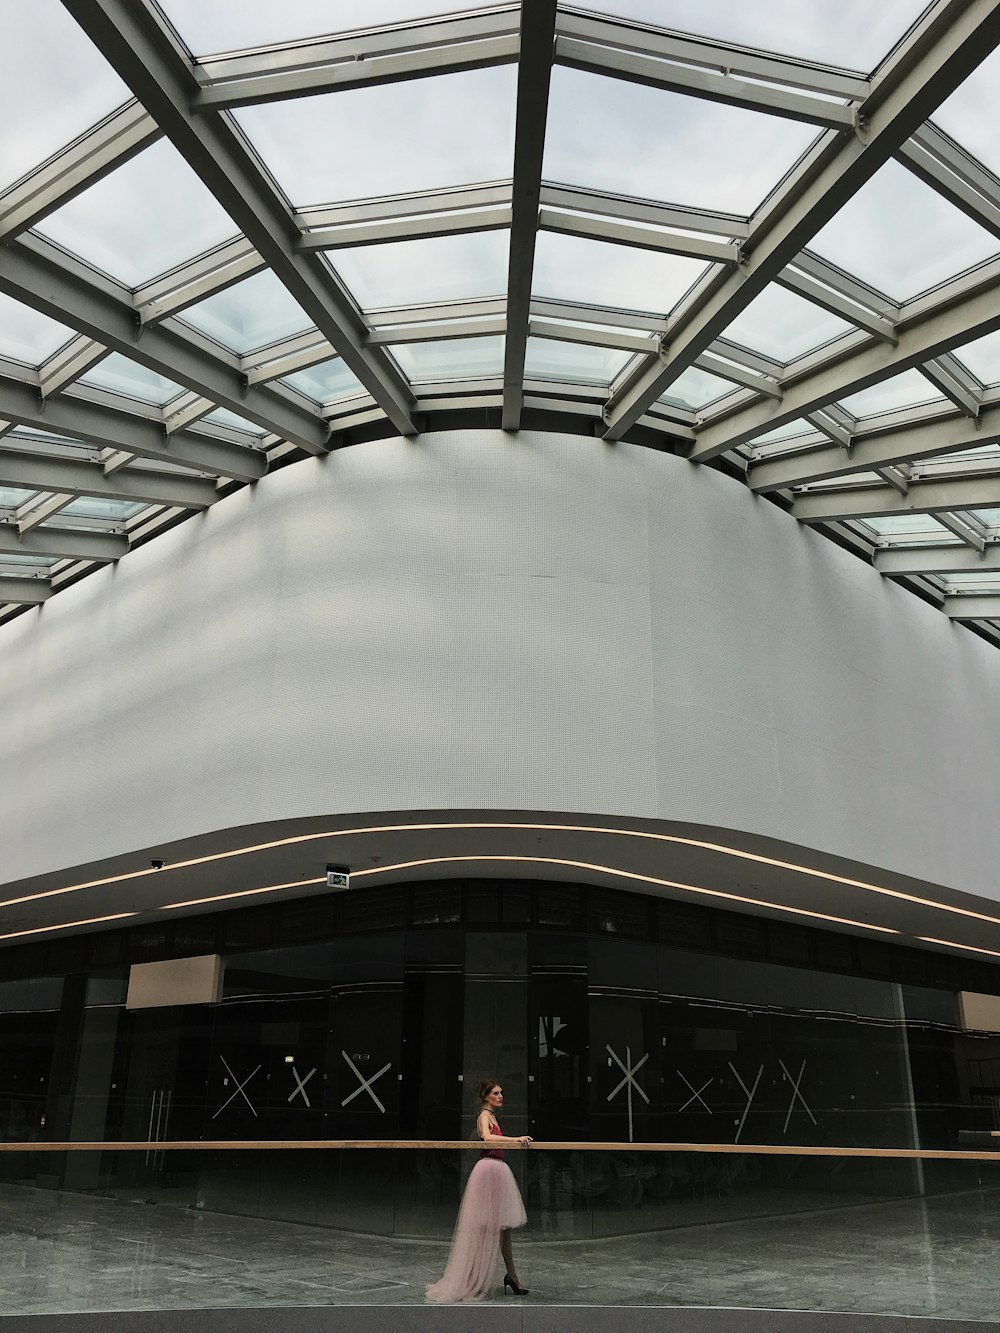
[426,1077,532,1302]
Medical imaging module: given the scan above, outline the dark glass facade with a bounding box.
[1,879,999,1230]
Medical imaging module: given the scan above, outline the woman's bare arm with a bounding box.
[477,1110,532,1148]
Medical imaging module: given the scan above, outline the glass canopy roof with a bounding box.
[3,0,1000,641]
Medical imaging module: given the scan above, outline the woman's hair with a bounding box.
[478,1077,500,1104]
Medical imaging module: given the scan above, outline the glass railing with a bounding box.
[0,1138,997,1318]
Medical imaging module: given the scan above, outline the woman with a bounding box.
[426,1078,532,1302]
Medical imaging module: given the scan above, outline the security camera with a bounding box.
[150,858,165,870]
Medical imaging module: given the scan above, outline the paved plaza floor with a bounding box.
[0,1182,997,1321]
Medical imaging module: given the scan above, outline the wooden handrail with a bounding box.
[0,1139,997,1160]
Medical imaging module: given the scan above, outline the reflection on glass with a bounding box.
[724,286,852,361]
[811,161,999,302]
[544,68,820,214]
[0,0,130,192]
[179,270,313,355]
[80,354,183,406]
[572,0,929,70]
[0,294,74,364]
[281,357,364,405]
[330,231,509,311]
[525,337,632,387]
[660,365,734,409]
[36,140,239,287]
[933,48,1000,178]
[234,67,515,207]
[389,336,503,382]
[533,231,707,316]
[951,330,1000,387]
[159,0,475,56]
[839,369,944,417]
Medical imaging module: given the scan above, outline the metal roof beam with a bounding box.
[943,592,1000,618]
[1,238,328,453]
[0,375,266,482]
[919,355,983,418]
[299,207,512,251]
[556,11,872,100]
[537,209,740,264]
[19,495,76,531]
[134,238,263,323]
[63,0,418,437]
[38,336,109,398]
[750,399,1000,491]
[875,543,1000,575]
[555,35,857,129]
[898,125,1000,240]
[602,0,1000,442]
[539,184,750,239]
[193,12,521,109]
[0,101,159,240]
[694,261,1000,460]
[792,473,1000,523]
[934,510,986,549]
[0,522,128,562]
[776,266,898,342]
[503,0,557,431]
[0,446,218,508]
[0,577,52,605]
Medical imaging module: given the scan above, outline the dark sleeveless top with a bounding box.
[479,1120,504,1161]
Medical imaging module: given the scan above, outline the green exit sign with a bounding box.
[326,865,351,890]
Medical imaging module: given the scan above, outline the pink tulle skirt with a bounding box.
[426,1158,527,1302]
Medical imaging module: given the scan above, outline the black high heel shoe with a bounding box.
[504,1274,529,1295]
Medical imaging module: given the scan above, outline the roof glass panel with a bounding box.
[533,232,707,316]
[0,295,73,364]
[574,0,928,69]
[79,354,183,406]
[810,160,1000,302]
[544,68,818,215]
[839,369,945,417]
[861,515,951,537]
[201,408,268,436]
[158,0,475,56]
[389,336,503,382]
[968,507,1000,525]
[330,232,509,311]
[933,48,1000,177]
[61,498,148,520]
[0,488,37,508]
[177,270,314,354]
[233,67,515,208]
[951,330,1000,387]
[723,286,854,361]
[660,366,733,409]
[34,140,239,286]
[0,0,131,192]
[525,338,632,387]
[282,357,365,406]
[0,554,52,569]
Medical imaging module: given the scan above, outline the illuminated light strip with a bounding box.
[154,854,901,938]
[918,936,1000,960]
[161,877,322,911]
[0,912,136,943]
[3,818,999,932]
